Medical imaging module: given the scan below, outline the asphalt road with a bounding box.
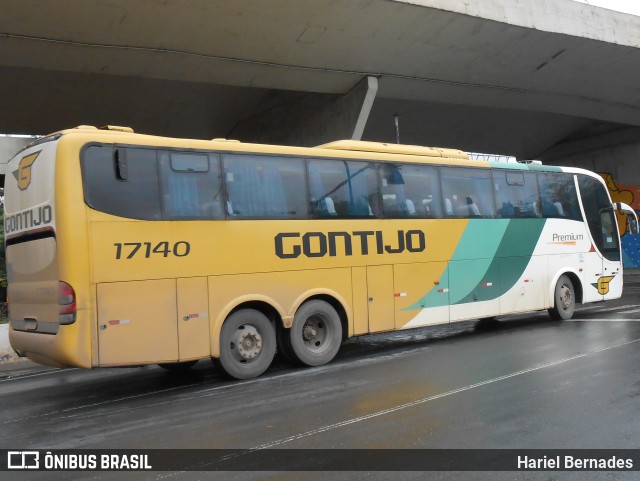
[2,274,640,481]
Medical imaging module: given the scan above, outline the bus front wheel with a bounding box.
[218,309,276,380]
[289,300,342,367]
[549,274,575,320]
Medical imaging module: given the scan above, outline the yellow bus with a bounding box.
[4,126,638,379]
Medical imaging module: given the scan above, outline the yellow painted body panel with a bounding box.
[54,127,480,167]
[177,277,211,361]
[56,136,94,366]
[394,262,450,328]
[351,267,369,335]
[87,217,467,277]
[97,280,178,365]
[366,265,395,332]
[6,128,477,368]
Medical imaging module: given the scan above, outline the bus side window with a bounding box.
[493,170,541,218]
[308,159,378,218]
[441,167,495,218]
[159,151,224,219]
[381,164,409,217]
[538,173,581,221]
[308,168,337,217]
[346,161,378,217]
[223,154,306,218]
[380,163,442,218]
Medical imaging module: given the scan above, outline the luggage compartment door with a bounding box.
[97,279,178,365]
[177,277,210,361]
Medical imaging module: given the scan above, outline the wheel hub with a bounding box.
[303,323,318,341]
[232,325,262,360]
[301,316,326,348]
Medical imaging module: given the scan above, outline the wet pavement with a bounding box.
[2,271,640,480]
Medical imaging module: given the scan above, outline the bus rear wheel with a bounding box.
[276,325,297,364]
[549,274,575,320]
[218,309,276,380]
[289,300,342,367]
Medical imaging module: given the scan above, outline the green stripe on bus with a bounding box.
[404,219,509,310]
[403,218,546,311]
[450,219,510,261]
[454,218,546,304]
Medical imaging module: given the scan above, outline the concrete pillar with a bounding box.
[230,76,379,147]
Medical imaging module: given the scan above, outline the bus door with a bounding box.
[578,175,623,300]
[366,265,395,333]
[598,207,623,300]
[97,278,210,365]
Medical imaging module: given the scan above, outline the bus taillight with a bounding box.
[59,281,76,325]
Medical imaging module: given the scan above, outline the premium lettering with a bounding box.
[552,233,584,242]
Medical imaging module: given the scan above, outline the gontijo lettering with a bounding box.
[275,229,426,258]
[4,205,53,235]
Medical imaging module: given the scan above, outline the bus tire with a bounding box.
[289,300,342,367]
[276,325,297,364]
[549,274,575,320]
[218,309,276,380]
[158,360,198,372]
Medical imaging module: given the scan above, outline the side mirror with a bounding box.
[615,202,639,235]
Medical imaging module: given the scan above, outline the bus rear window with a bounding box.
[82,145,161,220]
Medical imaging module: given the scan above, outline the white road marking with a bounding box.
[577,303,639,312]
[156,336,640,477]
[4,322,640,427]
[615,308,640,315]
[0,368,78,383]
[248,337,640,450]
[565,318,640,322]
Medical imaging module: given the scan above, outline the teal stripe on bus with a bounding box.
[453,218,546,304]
[403,218,546,311]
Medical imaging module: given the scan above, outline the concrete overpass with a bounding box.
[1,0,640,160]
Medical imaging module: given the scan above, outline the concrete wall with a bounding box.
[408,0,640,48]
[543,128,640,267]
[231,77,377,147]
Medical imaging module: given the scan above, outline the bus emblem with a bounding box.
[592,275,615,295]
[12,151,41,191]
